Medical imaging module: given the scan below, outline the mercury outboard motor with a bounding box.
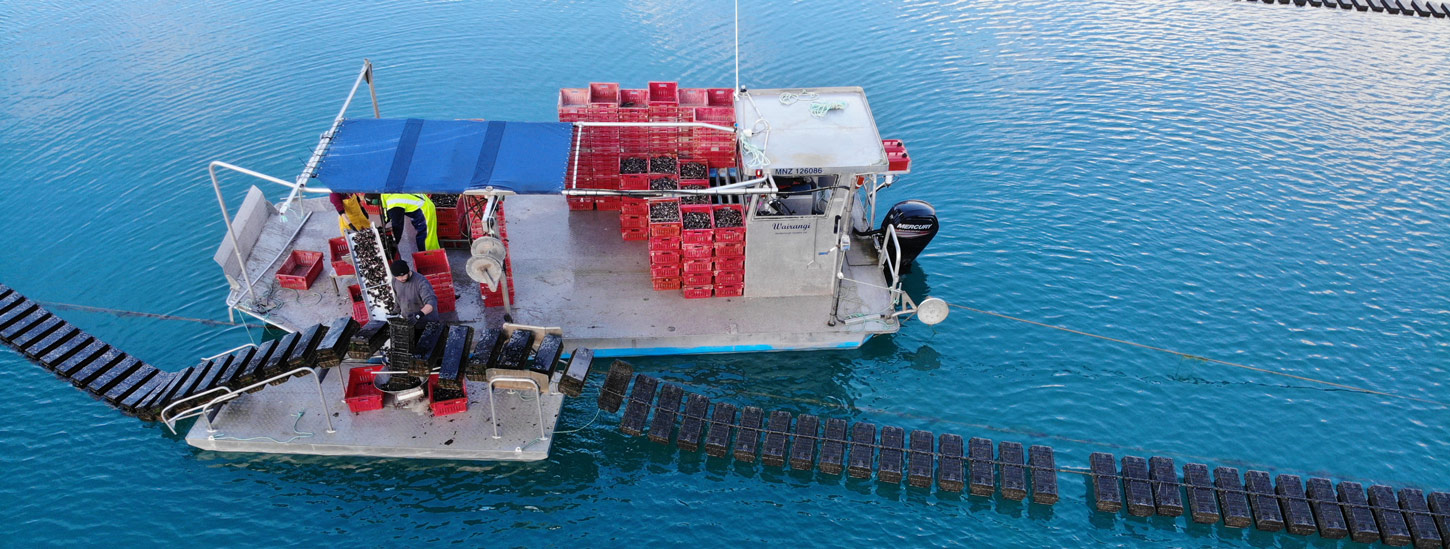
[881,200,938,279]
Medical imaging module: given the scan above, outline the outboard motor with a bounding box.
[881,200,938,279]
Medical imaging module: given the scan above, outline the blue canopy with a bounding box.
[315,118,575,195]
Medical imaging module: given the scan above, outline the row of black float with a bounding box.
[594,362,1059,502]
[1089,453,1450,546]
[0,282,374,421]
[595,362,1450,547]
[1,281,598,423]
[1241,0,1450,17]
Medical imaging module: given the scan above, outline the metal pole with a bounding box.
[364,59,380,119]
[734,0,740,93]
[312,368,336,433]
[283,60,372,208]
[210,164,259,308]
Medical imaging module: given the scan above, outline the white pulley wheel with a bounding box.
[466,255,504,289]
[916,297,949,325]
[470,236,506,260]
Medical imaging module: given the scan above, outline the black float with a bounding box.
[1149,457,1183,517]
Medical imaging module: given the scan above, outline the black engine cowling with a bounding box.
[882,200,938,279]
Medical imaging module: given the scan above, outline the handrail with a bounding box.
[573,121,737,133]
[486,376,549,443]
[208,160,331,309]
[203,343,257,362]
[161,366,335,435]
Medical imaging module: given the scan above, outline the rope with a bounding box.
[596,386,1450,519]
[208,410,314,444]
[808,101,847,118]
[554,409,602,435]
[38,301,264,328]
[945,302,1449,408]
[777,91,820,105]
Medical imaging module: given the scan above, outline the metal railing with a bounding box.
[160,367,335,436]
[486,377,549,443]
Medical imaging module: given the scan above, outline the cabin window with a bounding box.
[756,175,837,217]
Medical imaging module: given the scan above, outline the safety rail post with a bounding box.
[485,377,549,442]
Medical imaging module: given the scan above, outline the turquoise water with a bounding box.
[2,0,1448,546]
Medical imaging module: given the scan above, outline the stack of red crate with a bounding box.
[464,197,517,308]
[619,89,650,157]
[648,198,683,291]
[412,249,456,313]
[647,82,683,155]
[619,174,649,240]
[712,204,746,297]
[558,89,595,211]
[692,105,737,169]
[584,83,621,209]
[680,204,715,298]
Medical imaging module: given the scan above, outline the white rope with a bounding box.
[809,101,847,118]
[778,91,820,105]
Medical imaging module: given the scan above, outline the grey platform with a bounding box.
[226,194,899,356]
[185,366,563,461]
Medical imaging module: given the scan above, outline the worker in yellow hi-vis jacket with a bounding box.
[379,193,440,252]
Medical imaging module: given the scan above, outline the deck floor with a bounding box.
[228,195,898,355]
[186,366,563,461]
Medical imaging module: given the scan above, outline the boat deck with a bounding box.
[227,194,898,356]
[186,367,563,461]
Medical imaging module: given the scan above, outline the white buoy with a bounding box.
[916,297,949,325]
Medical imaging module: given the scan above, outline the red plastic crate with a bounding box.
[683,285,713,299]
[714,269,744,285]
[559,88,589,110]
[682,258,713,273]
[435,296,456,314]
[589,82,620,104]
[620,214,648,229]
[620,88,649,108]
[345,365,384,413]
[621,227,648,241]
[694,106,735,125]
[679,88,708,107]
[567,197,595,211]
[620,173,649,190]
[650,222,682,238]
[682,242,712,259]
[596,197,621,211]
[888,150,911,172]
[276,250,324,290]
[707,88,735,107]
[329,237,355,276]
[650,249,681,265]
[649,235,681,251]
[648,81,679,104]
[714,283,744,298]
[412,249,450,278]
[428,374,469,417]
[714,241,745,257]
[621,199,648,215]
[683,271,713,286]
[652,277,682,291]
[715,255,745,271]
[651,264,680,279]
[882,138,905,153]
[713,204,746,242]
[348,285,369,323]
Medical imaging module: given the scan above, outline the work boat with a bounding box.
[187,60,947,460]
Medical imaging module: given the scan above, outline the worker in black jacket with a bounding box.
[391,259,439,322]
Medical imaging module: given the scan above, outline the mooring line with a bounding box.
[37,301,260,328]
[944,302,1448,408]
